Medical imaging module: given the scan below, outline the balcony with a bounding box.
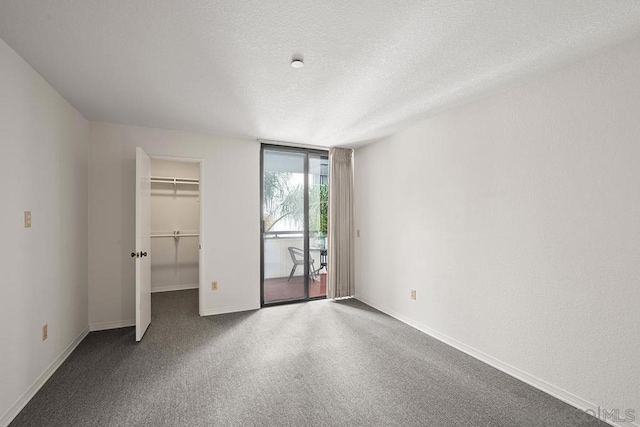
[263,232,327,303]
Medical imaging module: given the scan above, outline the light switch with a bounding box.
[24,211,32,228]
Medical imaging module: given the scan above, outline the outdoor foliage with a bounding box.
[263,171,303,232]
[263,171,328,235]
[309,183,328,236]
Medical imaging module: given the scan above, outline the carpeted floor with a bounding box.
[10,290,604,426]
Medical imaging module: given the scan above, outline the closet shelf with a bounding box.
[151,176,199,194]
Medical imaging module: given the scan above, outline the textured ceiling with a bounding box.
[1,1,640,147]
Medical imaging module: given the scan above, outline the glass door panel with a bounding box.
[308,154,329,298]
[262,149,307,304]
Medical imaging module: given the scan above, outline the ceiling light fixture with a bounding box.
[291,59,304,68]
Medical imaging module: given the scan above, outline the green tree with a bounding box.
[263,171,303,232]
[263,172,328,235]
[309,183,328,237]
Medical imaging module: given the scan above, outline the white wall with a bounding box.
[88,122,260,329]
[0,38,89,424]
[150,160,200,293]
[354,37,640,420]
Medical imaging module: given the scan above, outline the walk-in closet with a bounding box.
[150,160,200,298]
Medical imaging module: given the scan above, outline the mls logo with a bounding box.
[585,407,636,423]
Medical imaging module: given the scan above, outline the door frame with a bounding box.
[260,143,329,307]
[148,154,205,316]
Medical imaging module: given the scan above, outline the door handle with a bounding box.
[131,252,139,258]
[141,251,148,257]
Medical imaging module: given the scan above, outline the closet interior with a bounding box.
[150,159,200,296]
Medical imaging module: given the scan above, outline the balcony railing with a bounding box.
[264,231,326,279]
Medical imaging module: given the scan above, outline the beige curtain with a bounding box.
[327,147,355,298]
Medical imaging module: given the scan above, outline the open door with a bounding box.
[135,147,151,341]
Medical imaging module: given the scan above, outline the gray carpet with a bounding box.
[11,290,604,426]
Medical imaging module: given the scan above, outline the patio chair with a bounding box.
[287,247,317,282]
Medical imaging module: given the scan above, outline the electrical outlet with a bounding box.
[211,281,218,291]
[42,324,48,341]
[24,211,32,228]
[411,290,416,300]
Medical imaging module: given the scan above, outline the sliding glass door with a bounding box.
[308,153,329,298]
[261,145,329,306]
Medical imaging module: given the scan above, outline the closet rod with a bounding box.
[150,176,199,184]
[151,233,199,238]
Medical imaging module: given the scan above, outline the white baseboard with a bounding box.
[355,295,638,427]
[200,303,260,317]
[151,283,198,293]
[0,326,89,427]
[89,319,135,332]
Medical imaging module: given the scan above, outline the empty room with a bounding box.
[1,1,639,426]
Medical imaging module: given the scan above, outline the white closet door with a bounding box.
[135,147,152,341]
